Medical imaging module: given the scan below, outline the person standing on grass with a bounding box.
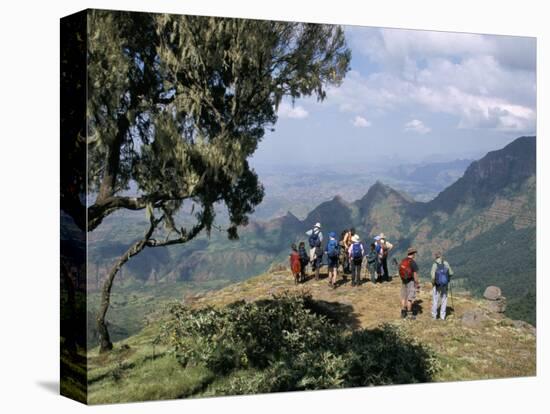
[338,230,348,278]
[374,235,384,281]
[366,242,378,283]
[348,234,365,287]
[399,247,420,319]
[430,251,454,320]
[298,241,309,282]
[306,223,323,269]
[342,228,354,275]
[313,243,324,280]
[289,243,301,285]
[326,232,340,288]
[378,233,393,282]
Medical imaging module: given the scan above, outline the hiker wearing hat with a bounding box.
[326,231,340,288]
[298,241,309,282]
[338,230,349,280]
[374,235,383,282]
[398,247,420,319]
[378,233,393,282]
[430,252,454,320]
[366,242,378,283]
[342,228,354,275]
[306,223,323,270]
[348,234,365,287]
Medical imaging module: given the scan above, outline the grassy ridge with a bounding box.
[88,293,437,404]
[87,271,536,404]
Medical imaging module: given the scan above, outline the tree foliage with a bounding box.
[84,10,351,352]
[87,11,351,236]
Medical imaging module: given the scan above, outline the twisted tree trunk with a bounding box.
[96,215,158,353]
[96,210,206,353]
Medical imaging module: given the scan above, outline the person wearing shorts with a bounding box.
[400,247,420,319]
[327,251,339,288]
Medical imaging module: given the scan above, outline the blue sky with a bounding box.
[252,26,536,167]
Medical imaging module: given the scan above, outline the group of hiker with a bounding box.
[290,222,395,287]
[290,222,455,321]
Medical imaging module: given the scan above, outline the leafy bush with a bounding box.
[158,293,437,395]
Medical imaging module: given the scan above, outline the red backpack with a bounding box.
[290,252,301,274]
[399,257,414,282]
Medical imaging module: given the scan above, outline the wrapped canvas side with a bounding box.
[60,9,88,404]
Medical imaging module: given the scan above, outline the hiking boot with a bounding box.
[401,309,407,319]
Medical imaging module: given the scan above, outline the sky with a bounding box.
[251,25,536,168]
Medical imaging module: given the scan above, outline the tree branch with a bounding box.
[146,218,206,248]
[88,192,189,231]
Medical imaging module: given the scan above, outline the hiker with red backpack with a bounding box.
[289,243,302,285]
[326,232,340,289]
[399,247,420,319]
[348,234,365,287]
[430,251,454,320]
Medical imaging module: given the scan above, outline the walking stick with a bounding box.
[449,279,455,311]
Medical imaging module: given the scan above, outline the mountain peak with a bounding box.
[358,181,412,207]
[428,135,536,213]
[284,211,299,221]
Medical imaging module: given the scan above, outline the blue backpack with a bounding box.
[435,262,449,286]
[309,232,321,248]
[352,243,363,260]
[298,246,308,262]
[327,239,339,258]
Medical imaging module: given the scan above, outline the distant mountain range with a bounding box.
[88,136,536,324]
[250,158,473,219]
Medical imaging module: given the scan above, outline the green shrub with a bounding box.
[158,292,437,395]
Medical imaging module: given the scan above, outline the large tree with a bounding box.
[86,10,351,352]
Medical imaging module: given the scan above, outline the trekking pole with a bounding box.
[449,279,455,312]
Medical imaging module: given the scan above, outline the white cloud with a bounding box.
[352,116,371,128]
[277,102,309,119]
[324,28,536,133]
[348,26,536,73]
[404,119,431,134]
[325,70,404,114]
[412,85,535,131]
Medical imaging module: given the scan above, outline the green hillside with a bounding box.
[86,271,536,404]
[446,220,536,325]
[88,136,537,346]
